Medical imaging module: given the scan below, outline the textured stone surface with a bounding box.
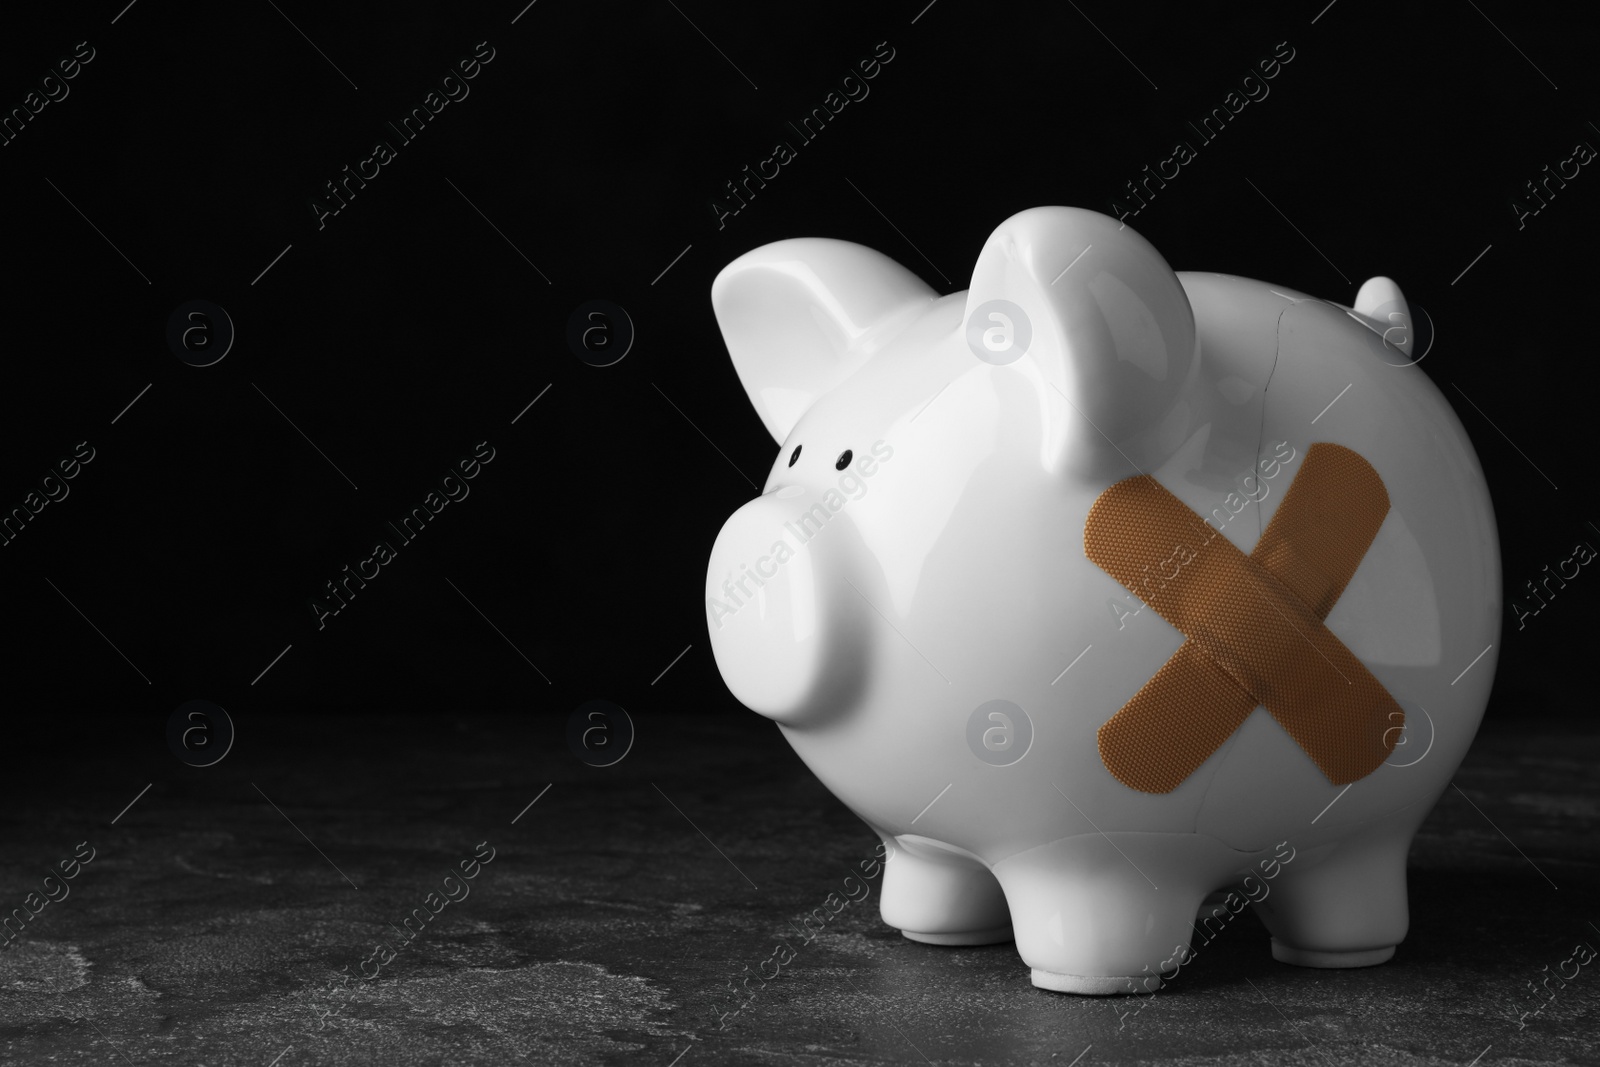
[0,712,1594,1065]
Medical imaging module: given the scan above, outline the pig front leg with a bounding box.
[991,833,1230,994]
[873,832,1013,945]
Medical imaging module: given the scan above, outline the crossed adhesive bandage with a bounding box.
[1084,442,1400,794]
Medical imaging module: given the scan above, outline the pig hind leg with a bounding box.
[1249,813,1418,967]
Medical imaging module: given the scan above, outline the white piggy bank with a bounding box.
[704,206,1499,994]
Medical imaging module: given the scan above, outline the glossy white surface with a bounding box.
[705,207,1499,993]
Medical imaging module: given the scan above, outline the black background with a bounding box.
[1,0,1594,737]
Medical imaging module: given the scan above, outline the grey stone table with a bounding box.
[1,711,1594,1065]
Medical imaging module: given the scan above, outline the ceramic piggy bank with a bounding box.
[704,206,1498,994]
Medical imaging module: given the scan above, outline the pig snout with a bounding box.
[705,487,870,723]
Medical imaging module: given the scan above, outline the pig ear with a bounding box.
[712,238,939,443]
[1349,276,1414,359]
[963,207,1196,472]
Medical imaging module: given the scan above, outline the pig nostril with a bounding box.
[835,449,853,471]
[789,445,802,467]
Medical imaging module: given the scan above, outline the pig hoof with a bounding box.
[902,924,1013,946]
[1271,941,1396,968]
[1030,969,1159,996]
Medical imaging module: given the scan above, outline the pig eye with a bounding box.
[788,445,802,467]
[835,449,853,471]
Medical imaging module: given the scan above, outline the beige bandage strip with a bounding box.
[1084,443,1400,794]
